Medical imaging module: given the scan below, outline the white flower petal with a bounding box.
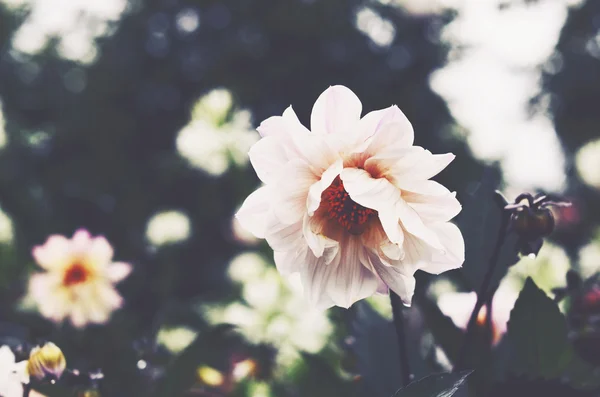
[248,135,289,184]
[257,106,309,137]
[419,222,465,274]
[236,186,271,238]
[311,85,362,135]
[307,159,343,215]
[325,237,378,308]
[272,159,317,224]
[392,151,456,184]
[368,250,416,306]
[290,131,339,173]
[0,345,15,365]
[274,247,306,276]
[106,262,132,283]
[340,167,403,245]
[265,218,303,252]
[302,214,339,261]
[358,107,414,151]
[88,236,114,266]
[32,235,72,270]
[403,189,462,223]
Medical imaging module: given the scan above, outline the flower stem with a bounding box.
[390,291,412,387]
[454,212,510,371]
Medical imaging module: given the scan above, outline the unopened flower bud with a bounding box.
[27,342,66,382]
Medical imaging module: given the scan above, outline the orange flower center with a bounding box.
[62,262,90,286]
[321,176,377,235]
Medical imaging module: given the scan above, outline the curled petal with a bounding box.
[265,218,303,252]
[419,222,465,274]
[368,251,416,306]
[402,189,462,223]
[307,159,343,215]
[340,168,403,245]
[392,150,456,184]
[303,214,339,261]
[311,85,363,135]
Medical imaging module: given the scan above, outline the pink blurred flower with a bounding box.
[28,229,132,328]
[236,85,464,308]
[437,286,518,345]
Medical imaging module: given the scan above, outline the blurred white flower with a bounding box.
[0,346,29,397]
[157,327,197,354]
[0,100,7,149]
[145,210,191,247]
[0,206,14,244]
[202,256,333,366]
[576,139,600,190]
[355,7,396,48]
[27,229,132,328]
[6,0,128,64]
[176,89,258,176]
[237,85,464,309]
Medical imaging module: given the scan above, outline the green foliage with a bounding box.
[392,371,472,397]
[503,278,600,390]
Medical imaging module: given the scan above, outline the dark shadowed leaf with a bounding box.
[489,376,599,397]
[456,169,519,293]
[392,370,473,397]
[505,278,571,378]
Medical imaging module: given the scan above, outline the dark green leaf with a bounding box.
[456,170,519,292]
[392,370,473,397]
[505,278,571,378]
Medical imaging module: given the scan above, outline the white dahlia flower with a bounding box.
[236,86,464,308]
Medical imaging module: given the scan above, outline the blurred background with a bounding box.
[0,0,599,396]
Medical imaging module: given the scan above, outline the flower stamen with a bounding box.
[62,263,90,286]
[321,176,377,235]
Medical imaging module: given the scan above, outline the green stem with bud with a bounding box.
[454,211,511,371]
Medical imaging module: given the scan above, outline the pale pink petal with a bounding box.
[358,108,414,152]
[272,159,317,225]
[368,250,416,305]
[88,236,114,266]
[69,302,89,328]
[324,237,378,308]
[236,186,271,238]
[72,229,92,251]
[257,106,309,137]
[300,252,337,309]
[403,189,462,223]
[97,284,123,310]
[274,247,306,276]
[392,151,456,183]
[400,233,436,269]
[340,168,403,245]
[32,235,72,270]
[396,199,443,249]
[302,214,339,261]
[307,159,343,215]
[0,345,15,365]
[248,136,289,184]
[419,222,465,274]
[265,218,303,252]
[310,85,362,135]
[289,132,339,174]
[106,262,132,283]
